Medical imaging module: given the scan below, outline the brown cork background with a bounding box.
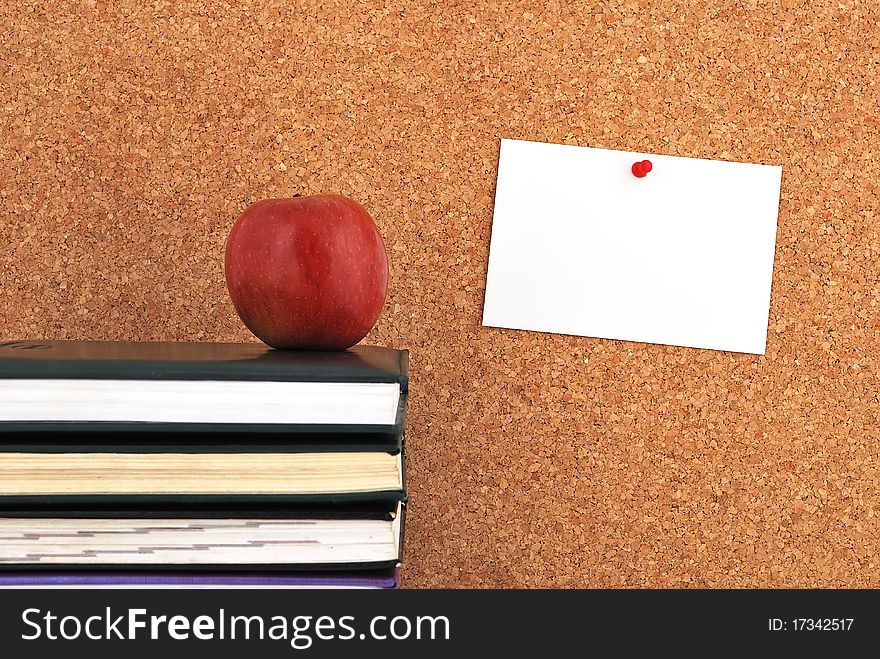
[2,0,879,587]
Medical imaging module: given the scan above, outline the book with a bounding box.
[0,451,404,500]
[0,568,400,588]
[0,503,404,569]
[0,432,405,504]
[0,341,408,431]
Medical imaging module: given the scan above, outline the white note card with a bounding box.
[482,139,783,354]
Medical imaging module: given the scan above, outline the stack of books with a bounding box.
[0,340,407,588]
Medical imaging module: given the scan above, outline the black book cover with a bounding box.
[0,341,409,385]
[0,431,404,454]
[0,499,398,520]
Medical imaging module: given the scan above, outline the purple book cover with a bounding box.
[0,568,399,588]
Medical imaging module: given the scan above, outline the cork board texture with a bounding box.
[2,0,878,587]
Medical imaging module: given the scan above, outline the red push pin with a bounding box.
[631,159,653,178]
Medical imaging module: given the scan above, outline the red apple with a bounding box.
[224,194,388,350]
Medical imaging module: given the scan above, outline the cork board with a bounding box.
[2,0,878,587]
